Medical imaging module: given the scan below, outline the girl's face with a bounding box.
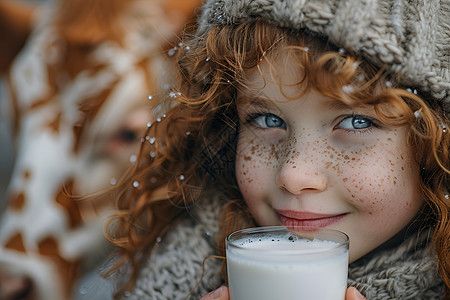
[235,59,424,263]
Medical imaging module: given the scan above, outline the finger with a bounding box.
[345,287,366,300]
[199,286,230,300]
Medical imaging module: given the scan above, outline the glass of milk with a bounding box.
[226,226,349,300]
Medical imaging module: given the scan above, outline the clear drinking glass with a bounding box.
[226,226,349,300]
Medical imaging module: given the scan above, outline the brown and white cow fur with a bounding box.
[0,0,200,299]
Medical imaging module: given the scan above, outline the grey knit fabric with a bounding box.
[348,229,444,299]
[123,195,444,299]
[198,0,450,114]
[121,195,224,300]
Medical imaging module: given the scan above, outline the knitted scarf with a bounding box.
[122,195,445,300]
[348,229,444,299]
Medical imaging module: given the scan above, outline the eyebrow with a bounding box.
[322,97,378,115]
[239,90,375,114]
[323,99,353,111]
[237,91,284,111]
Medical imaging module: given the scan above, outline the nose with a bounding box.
[276,155,327,195]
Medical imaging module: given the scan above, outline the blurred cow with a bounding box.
[0,0,200,299]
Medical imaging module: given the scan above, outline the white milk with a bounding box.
[226,234,349,300]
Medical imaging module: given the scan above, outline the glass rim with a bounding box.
[226,225,349,252]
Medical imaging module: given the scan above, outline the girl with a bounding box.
[106,0,449,299]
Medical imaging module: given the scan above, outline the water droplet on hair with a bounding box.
[110,178,117,185]
[342,85,355,93]
[133,181,140,188]
[414,110,421,119]
[129,154,137,163]
[168,48,176,56]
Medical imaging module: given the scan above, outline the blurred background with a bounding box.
[0,75,13,207]
[0,0,202,298]
[0,0,47,208]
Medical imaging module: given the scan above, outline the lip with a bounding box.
[276,210,347,228]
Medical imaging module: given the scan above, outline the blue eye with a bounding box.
[252,113,287,129]
[337,115,374,130]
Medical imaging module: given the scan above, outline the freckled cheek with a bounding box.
[339,154,419,215]
[236,155,266,190]
[235,143,277,196]
[236,159,256,190]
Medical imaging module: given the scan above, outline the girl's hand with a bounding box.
[200,286,366,300]
[199,286,229,300]
[346,287,366,299]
